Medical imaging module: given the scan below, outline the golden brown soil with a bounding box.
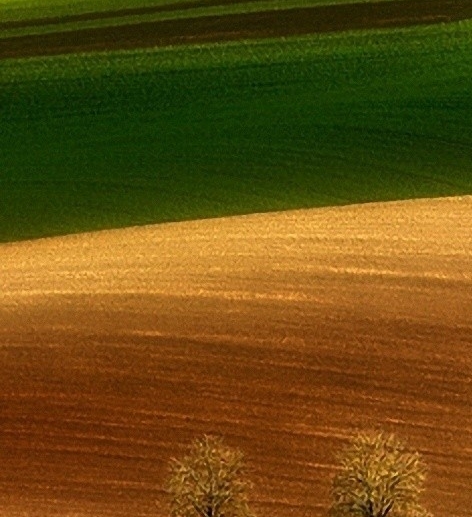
[1,196,472,517]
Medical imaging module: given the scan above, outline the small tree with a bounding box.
[167,435,254,517]
[329,431,431,517]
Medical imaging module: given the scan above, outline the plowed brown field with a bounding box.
[2,0,472,59]
[1,196,472,517]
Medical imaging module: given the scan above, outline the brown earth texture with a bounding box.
[1,196,471,517]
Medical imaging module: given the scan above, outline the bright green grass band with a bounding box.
[1,21,472,242]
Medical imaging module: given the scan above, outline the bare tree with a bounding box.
[167,435,254,517]
[329,431,431,517]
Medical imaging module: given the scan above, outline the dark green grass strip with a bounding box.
[1,24,472,242]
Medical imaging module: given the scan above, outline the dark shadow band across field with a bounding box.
[1,0,472,59]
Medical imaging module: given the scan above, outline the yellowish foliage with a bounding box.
[167,436,254,517]
[329,432,431,517]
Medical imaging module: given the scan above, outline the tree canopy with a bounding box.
[329,431,431,517]
[167,435,254,517]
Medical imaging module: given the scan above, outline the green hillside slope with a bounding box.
[1,21,471,242]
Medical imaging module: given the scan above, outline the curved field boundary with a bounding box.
[1,0,472,59]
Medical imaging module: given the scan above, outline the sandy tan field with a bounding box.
[1,196,471,517]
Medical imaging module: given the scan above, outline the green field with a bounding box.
[1,20,472,243]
